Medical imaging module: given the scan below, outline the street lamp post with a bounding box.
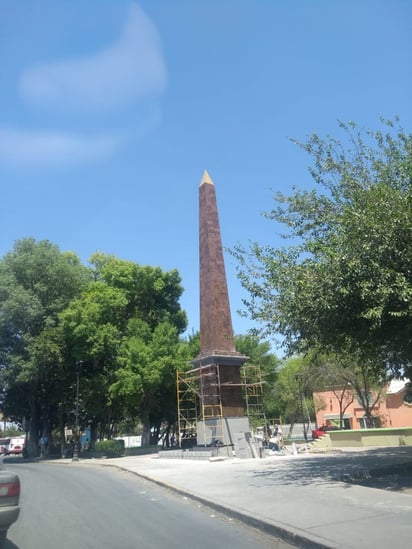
[72,360,83,461]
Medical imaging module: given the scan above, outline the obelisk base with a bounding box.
[197,416,259,458]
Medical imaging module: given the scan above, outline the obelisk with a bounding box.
[194,170,249,425]
[198,170,237,358]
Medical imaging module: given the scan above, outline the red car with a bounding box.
[311,425,341,440]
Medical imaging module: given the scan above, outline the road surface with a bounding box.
[3,459,293,549]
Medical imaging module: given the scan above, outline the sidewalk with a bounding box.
[75,447,412,549]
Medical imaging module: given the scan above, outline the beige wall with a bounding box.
[312,427,412,449]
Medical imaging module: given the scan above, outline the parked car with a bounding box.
[311,425,341,440]
[6,437,25,456]
[0,440,10,456]
[0,466,20,548]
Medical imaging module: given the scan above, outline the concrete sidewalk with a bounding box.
[75,448,412,548]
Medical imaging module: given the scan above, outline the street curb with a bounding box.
[86,460,337,549]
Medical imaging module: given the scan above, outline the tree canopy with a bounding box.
[234,334,280,419]
[232,119,412,377]
[0,238,90,455]
[0,241,189,454]
[60,254,189,446]
[305,349,386,428]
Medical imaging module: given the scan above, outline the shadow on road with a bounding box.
[2,456,40,465]
[250,447,412,493]
[4,540,19,549]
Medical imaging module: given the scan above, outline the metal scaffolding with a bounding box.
[176,364,225,447]
[176,362,265,448]
[176,368,199,445]
[241,363,266,428]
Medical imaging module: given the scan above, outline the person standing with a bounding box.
[39,434,48,458]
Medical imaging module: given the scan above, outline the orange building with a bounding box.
[313,379,412,430]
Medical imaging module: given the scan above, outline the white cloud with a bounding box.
[19,3,166,112]
[0,127,120,170]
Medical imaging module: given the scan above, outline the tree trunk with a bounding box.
[58,404,66,458]
[40,400,50,449]
[141,410,151,447]
[27,398,40,458]
[90,418,98,449]
[163,423,171,448]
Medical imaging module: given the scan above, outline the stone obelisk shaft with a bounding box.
[199,171,235,356]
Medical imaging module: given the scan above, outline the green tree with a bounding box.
[90,253,187,333]
[272,356,314,439]
[308,350,386,428]
[235,335,280,419]
[110,320,190,446]
[0,239,89,456]
[184,330,201,360]
[60,254,188,446]
[232,119,412,376]
[59,281,128,444]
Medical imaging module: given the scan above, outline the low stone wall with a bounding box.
[159,448,216,460]
[312,427,412,450]
[124,446,159,456]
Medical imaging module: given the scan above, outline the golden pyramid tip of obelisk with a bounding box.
[200,170,214,186]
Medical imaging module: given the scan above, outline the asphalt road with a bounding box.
[3,459,293,549]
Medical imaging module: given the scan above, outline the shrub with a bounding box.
[95,439,125,458]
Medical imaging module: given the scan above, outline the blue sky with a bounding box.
[1,1,411,350]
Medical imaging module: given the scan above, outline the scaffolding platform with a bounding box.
[176,362,265,457]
